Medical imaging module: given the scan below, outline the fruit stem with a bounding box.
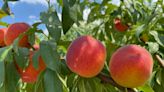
[97,73,135,92]
[155,54,164,68]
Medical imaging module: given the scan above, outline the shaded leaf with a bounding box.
[0,46,12,62]
[14,48,29,68]
[0,62,5,85]
[44,69,63,92]
[40,40,60,72]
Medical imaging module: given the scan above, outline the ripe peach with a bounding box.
[0,28,7,47]
[114,18,128,32]
[109,45,153,88]
[15,45,46,83]
[21,51,46,83]
[66,36,106,78]
[4,23,30,47]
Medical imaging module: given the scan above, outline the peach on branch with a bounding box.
[109,45,153,88]
[66,36,106,78]
[5,23,30,47]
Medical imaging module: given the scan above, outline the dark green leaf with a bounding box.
[5,62,20,92]
[44,69,63,92]
[62,0,74,34]
[14,48,29,68]
[40,41,60,72]
[0,62,5,85]
[2,1,12,15]
[32,50,40,69]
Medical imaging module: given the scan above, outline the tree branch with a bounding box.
[155,54,164,68]
[97,73,135,92]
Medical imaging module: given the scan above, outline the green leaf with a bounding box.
[69,2,82,23]
[0,21,9,26]
[0,62,5,85]
[150,31,164,47]
[27,28,36,46]
[146,42,159,54]
[62,0,74,34]
[78,78,90,92]
[59,59,71,76]
[13,33,27,53]
[0,84,5,92]
[105,4,118,14]
[32,50,40,69]
[44,69,63,92]
[46,26,61,42]
[135,24,145,40]
[40,8,61,41]
[34,70,45,92]
[153,79,164,92]
[0,9,8,19]
[161,69,164,87]
[138,84,154,92]
[67,73,77,89]
[0,46,12,62]
[40,40,60,72]
[5,62,20,92]
[14,48,29,69]
[2,1,12,15]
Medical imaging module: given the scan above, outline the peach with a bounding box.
[66,36,106,78]
[114,18,128,32]
[4,23,30,47]
[0,28,7,47]
[15,45,46,83]
[109,45,153,88]
[21,51,46,83]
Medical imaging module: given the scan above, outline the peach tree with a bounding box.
[0,0,164,92]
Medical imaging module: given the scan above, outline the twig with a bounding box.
[97,73,135,92]
[155,54,164,68]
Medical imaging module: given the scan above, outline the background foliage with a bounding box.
[0,0,164,92]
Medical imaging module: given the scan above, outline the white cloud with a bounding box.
[20,0,57,6]
[29,15,37,19]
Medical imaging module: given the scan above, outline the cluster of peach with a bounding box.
[0,23,46,83]
[66,35,153,88]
